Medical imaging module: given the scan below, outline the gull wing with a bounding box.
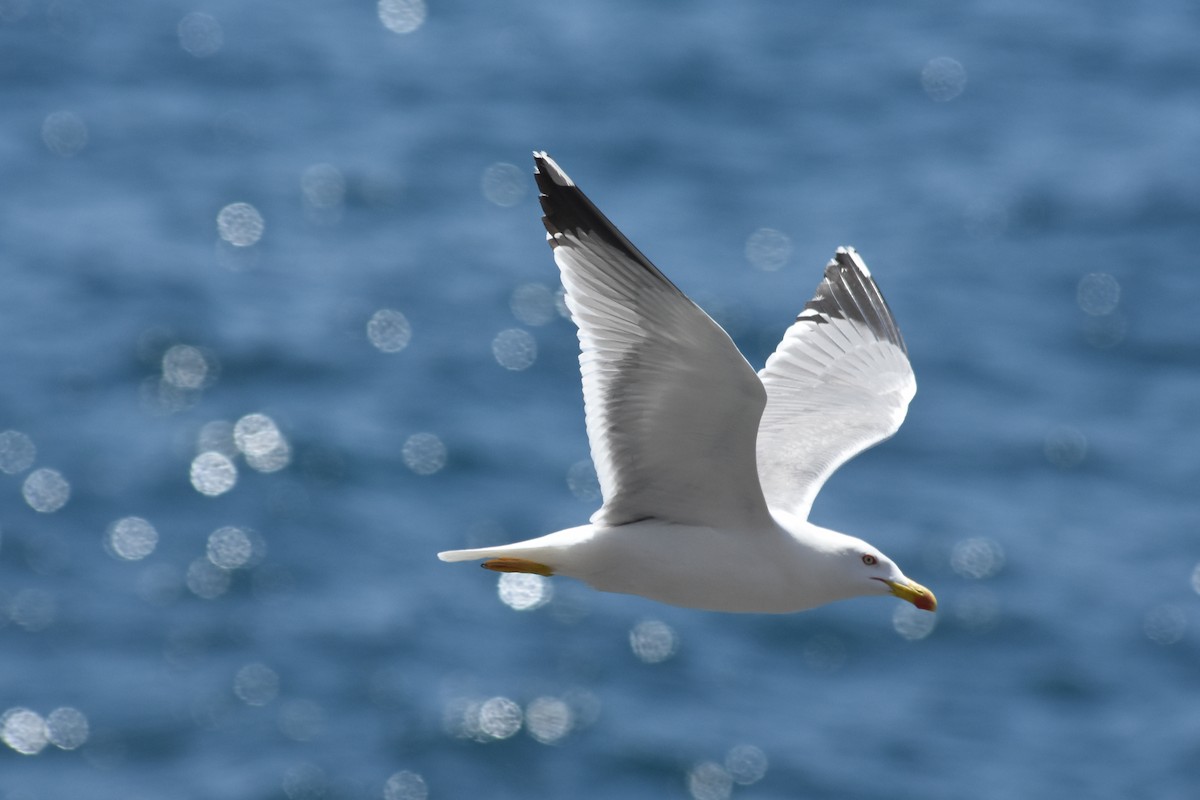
[756,247,916,521]
[534,152,772,530]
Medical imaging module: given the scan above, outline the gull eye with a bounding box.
[861,554,877,566]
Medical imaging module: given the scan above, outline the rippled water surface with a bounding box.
[2,2,1199,798]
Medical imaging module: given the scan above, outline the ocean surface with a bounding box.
[2,1,1199,798]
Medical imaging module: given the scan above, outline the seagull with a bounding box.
[438,152,935,614]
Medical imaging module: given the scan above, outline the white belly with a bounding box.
[555,520,810,613]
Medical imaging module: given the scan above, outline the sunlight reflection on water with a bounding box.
[687,761,733,800]
[22,468,70,513]
[629,619,678,663]
[892,603,937,640]
[234,413,291,473]
[41,110,88,157]
[217,203,265,247]
[190,451,238,496]
[0,430,36,474]
[377,0,426,34]
[510,282,557,326]
[744,227,792,271]
[368,309,413,353]
[207,525,261,569]
[0,706,87,755]
[234,662,281,706]
[383,770,429,800]
[105,516,158,561]
[481,163,527,207]
[177,12,223,58]
[497,572,552,610]
[402,433,447,475]
[921,57,967,101]
[491,328,537,370]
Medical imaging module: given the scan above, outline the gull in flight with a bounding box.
[439,153,935,614]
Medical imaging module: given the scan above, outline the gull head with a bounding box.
[843,542,937,612]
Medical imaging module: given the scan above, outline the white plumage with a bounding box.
[438,153,935,615]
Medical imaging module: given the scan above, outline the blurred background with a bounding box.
[2,1,1199,798]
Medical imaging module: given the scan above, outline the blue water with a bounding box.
[2,1,1199,797]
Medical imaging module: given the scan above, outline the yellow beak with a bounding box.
[883,578,937,612]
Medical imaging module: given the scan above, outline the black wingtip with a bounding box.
[532,152,628,254]
[529,152,683,294]
[797,247,907,353]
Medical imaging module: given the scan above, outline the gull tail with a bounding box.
[437,526,593,575]
[438,546,555,577]
[437,546,504,563]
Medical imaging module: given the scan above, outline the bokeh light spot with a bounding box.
[892,603,937,641]
[525,696,572,744]
[566,459,601,503]
[190,451,238,496]
[0,430,36,474]
[11,589,57,631]
[725,744,768,786]
[1077,272,1121,316]
[477,696,523,740]
[1,708,49,755]
[949,536,1005,580]
[234,413,291,473]
[402,432,447,475]
[177,11,223,57]
[630,619,678,663]
[481,162,527,207]
[282,763,327,800]
[921,57,967,101]
[186,557,231,599]
[278,699,324,742]
[301,163,346,213]
[367,309,413,353]
[510,282,557,326]
[46,707,89,750]
[22,468,70,513]
[744,227,792,271]
[1143,604,1187,646]
[688,761,733,800]
[383,771,429,800]
[197,420,238,458]
[1044,425,1087,469]
[162,344,210,390]
[234,662,280,706]
[377,0,426,33]
[106,516,159,561]
[497,572,552,611]
[41,110,88,157]
[207,525,259,569]
[492,328,537,370]
[217,202,265,247]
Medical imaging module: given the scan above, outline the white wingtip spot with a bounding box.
[534,152,574,187]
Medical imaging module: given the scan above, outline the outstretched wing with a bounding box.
[756,247,916,521]
[534,152,772,530]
